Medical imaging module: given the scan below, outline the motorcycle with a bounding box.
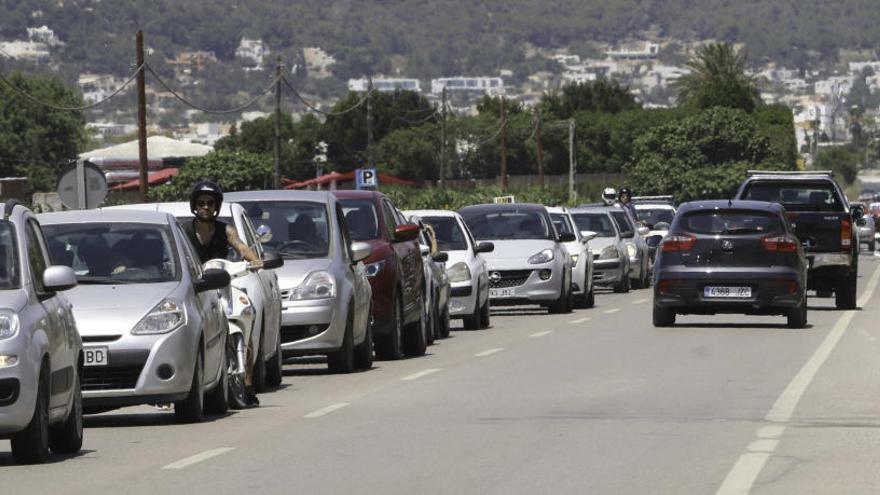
[203,258,257,410]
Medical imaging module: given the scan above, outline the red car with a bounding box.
[333,191,427,359]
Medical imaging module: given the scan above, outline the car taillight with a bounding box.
[762,235,798,253]
[657,279,679,294]
[660,234,696,252]
[841,219,852,247]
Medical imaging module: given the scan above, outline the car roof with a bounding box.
[676,199,786,214]
[545,206,569,214]
[225,190,335,203]
[106,201,243,217]
[403,209,458,218]
[568,207,613,215]
[633,203,675,209]
[459,203,547,214]
[330,190,385,200]
[38,208,175,225]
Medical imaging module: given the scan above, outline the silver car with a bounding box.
[406,214,451,341]
[547,206,596,308]
[459,203,574,314]
[570,208,631,293]
[109,201,285,390]
[0,201,82,463]
[226,190,374,373]
[606,206,652,289]
[407,210,493,330]
[39,209,231,422]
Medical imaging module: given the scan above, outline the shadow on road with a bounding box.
[0,449,96,467]
[83,410,231,428]
[669,322,814,330]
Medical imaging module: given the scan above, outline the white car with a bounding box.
[547,206,596,308]
[633,200,677,262]
[406,209,493,329]
[108,202,285,390]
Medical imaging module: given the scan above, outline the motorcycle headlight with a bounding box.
[626,243,638,259]
[131,299,186,335]
[364,260,386,278]
[447,262,471,283]
[289,271,336,300]
[528,248,555,264]
[0,311,20,340]
[599,246,618,260]
[570,254,579,266]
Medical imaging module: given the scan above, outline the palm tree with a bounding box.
[674,43,762,112]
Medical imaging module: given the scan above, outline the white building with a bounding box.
[348,78,421,92]
[431,77,505,96]
[77,74,125,104]
[562,71,598,84]
[236,38,268,66]
[638,64,689,88]
[303,47,336,79]
[0,40,49,61]
[606,42,660,60]
[27,26,62,45]
[814,77,853,97]
[849,61,880,75]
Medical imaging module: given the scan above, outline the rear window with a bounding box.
[634,207,675,227]
[680,210,783,235]
[742,180,843,212]
[571,213,616,237]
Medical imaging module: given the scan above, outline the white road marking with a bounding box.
[570,317,591,324]
[475,348,504,357]
[304,402,350,419]
[633,298,649,304]
[401,368,442,381]
[715,263,880,495]
[604,308,621,314]
[162,448,235,470]
[530,330,553,338]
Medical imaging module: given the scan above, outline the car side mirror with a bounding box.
[256,224,273,244]
[43,265,77,292]
[394,223,421,242]
[432,251,449,263]
[637,226,650,236]
[262,250,283,269]
[646,235,663,248]
[558,232,576,243]
[420,244,430,256]
[350,241,372,263]
[580,231,598,242]
[195,268,231,292]
[852,205,865,220]
[475,241,494,254]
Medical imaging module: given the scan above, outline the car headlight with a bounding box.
[570,254,579,266]
[131,299,186,335]
[447,262,471,283]
[626,243,638,259]
[289,271,336,300]
[599,246,618,260]
[528,248,555,264]
[0,311,19,340]
[364,260,386,278]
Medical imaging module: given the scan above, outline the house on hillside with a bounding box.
[430,77,505,96]
[348,78,421,92]
[236,38,268,66]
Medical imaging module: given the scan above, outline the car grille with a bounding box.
[82,365,143,391]
[280,289,292,300]
[489,270,532,289]
[281,324,330,344]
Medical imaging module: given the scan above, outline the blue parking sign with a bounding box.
[356,168,378,189]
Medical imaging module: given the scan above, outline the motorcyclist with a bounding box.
[186,180,263,406]
[602,187,618,206]
[618,187,637,217]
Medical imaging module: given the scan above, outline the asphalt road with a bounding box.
[4,253,880,494]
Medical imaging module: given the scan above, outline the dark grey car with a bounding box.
[652,200,808,328]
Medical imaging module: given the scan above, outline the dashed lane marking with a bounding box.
[401,368,442,381]
[604,308,621,314]
[570,317,591,324]
[162,448,235,470]
[304,402,350,419]
[475,348,504,357]
[530,331,553,338]
[633,298,649,304]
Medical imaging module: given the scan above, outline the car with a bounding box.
[547,206,596,308]
[632,196,677,262]
[459,203,574,313]
[569,207,631,293]
[39,209,231,422]
[226,190,374,373]
[851,202,876,252]
[0,200,82,464]
[606,206,652,289]
[652,200,808,328]
[108,201,285,389]
[407,210,494,330]
[332,191,426,360]
[735,170,862,309]
[407,214,451,341]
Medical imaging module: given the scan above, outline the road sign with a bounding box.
[356,168,378,189]
[57,160,107,210]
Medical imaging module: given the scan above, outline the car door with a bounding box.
[385,201,422,321]
[336,203,370,336]
[234,210,278,359]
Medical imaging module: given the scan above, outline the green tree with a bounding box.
[149,150,273,202]
[375,123,439,181]
[813,145,860,185]
[541,79,640,120]
[674,43,762,112]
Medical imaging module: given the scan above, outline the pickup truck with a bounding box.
[734,170,864,309]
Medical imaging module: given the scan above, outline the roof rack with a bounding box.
[746,170,834,177]
[632,195,674,204]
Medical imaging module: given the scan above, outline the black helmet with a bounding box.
[189,180,223,215]
[620,187,632,197]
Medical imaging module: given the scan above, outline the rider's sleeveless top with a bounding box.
[186,219,229,263]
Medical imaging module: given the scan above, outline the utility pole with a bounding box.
[535,106,544,188]
[440,87,447,186]
[366,76,375,169]
[135,30,148,202]
[273,56,282,189]
[500,96,508,191]
[568,118,576,203]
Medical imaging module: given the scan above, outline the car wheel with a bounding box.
[227,334,248,410]
[869,240,876,252]
[613,271,630,293]
[787,294,808,329]
[438,306,451,339]
[354,308,374,370]
[425,298,436,346]
[835,271,858,310]
[252,323,268,393]
[549,275,571,314]
[12,363,50,464]
[479,296,491,328]
[584,280,596,308]
[403,298,427,357]
[265,313,283,388]
[49,364,83,455]
[375,294,404,360]
[327,308,356,373]
[653,304,675,327]
[204,338,229,415]
[463,284,481,330]
[175,349,205,423]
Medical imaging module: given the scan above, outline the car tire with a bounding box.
[403,299,428,357]
[327,308,356,373]
[175,349,205,423]
[265,312,283,388]
[204,338,229,415]
[227,334,248,410]
[354,309,374,370]
[787,295,808,329]
[653,305,675,327]
[549,276,572,314]
[375,294,404,360]
[613,272,630,293]
[869,240,876,252]
[584,280,596,308]
[478,296,491,328]
[835,271,858,310]
[12,363,50,464]
[438,306,451,339]
[49,365,83,455]
[252,323,268,393]
[425,299,436,346]
[463,284,481,330]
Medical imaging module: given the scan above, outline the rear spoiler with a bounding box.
[746,170,834,177]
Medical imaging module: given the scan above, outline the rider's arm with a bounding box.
[225,224,263,267]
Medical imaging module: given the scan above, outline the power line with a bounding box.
[391,108,440,126]
[145,63,279,115]
[282,76,373,116]
[0,64,143,112]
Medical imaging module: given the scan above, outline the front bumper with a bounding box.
[593,258,624,285]
[280,297,344,355]
[0,337,38,435]
[448,282,476,317]
[486,261,563,306]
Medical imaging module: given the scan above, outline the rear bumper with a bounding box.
[654,267,804,314]
[805,252,855,290]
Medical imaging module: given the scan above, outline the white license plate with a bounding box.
[490,288,515,298]
[84,347,109,367]
[704,286,751,298]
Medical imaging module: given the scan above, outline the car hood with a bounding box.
[588,236,618,253]
[275,257,334,290]
[0,289,28,313]
[480,239,557,261]
[65,282,179,336]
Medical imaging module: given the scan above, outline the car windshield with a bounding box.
[634,207,675,228]
[742,181,843,211]
[609,210,635,235]
[421,216,469,251]
[238,201,330,259]
[338,199,380,241]
[462,209,552,240]
[42,223,179,283]
[0,221,20,289]
[680,210,783,235]
[571,213,616,237]
[549,213,575,237]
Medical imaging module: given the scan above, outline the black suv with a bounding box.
[734,170,864,309]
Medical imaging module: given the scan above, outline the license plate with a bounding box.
[704,286,751,298]
[84,347,109,367]
[489,288,515,298]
